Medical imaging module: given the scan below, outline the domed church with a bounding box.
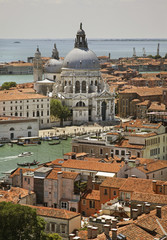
[34,24,115,125]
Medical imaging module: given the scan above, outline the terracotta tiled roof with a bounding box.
[115,119,162,129]
[148,102,166,111]
[0,89,48,101]
[100,177,126,188]
[29,205,80,219]
[0,187,34,204]
[76,152,88,158]
[83,190,100,201]
[46,169,79,180]
[137,160,167,173]
[107,132,119,135]
[119,87,166,97]
[131,191,167,204]
[129,132,157,137]
[62,159,123,173]
[64,152,76,156]
[10,168,35,178]
[119,177,161,194]
[91,206,167,240]
[115,139,144,149]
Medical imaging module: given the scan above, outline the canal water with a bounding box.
[0,138,72,177]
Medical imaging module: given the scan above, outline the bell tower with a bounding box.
[33,47,43,83]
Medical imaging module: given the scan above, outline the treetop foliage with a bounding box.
[1,82,16,90]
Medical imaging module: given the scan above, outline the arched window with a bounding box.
[10,127,15,131]
[15,112,18,116]
[75,81,80,93]
[76,101,85,107]
[37,111,40,117]
[82,81,86,93]
[27,126,32,129]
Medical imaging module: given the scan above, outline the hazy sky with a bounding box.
[0,0,167,39]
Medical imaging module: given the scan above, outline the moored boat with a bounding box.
[17,160,40,167]
[48,141,61,145]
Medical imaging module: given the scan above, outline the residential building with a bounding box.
[0,88,50,129]
[0,115,39,140]
[80,190,100,217]
[44,169,80,212]
[118,87,166,118]
[0,187,36,205]
[72,120,167,160]
[28,205,81,240]
[0,61,33,75]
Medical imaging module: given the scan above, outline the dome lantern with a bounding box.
[74,23,88,49]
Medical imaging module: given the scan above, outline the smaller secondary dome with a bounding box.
[63,48,100,70]
[44,59,62,73]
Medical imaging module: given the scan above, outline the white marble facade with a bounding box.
[34,24,115,125]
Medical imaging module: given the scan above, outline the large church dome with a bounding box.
[62,23,100,70]
[63,48,100,70]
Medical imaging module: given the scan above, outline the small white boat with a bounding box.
[18,152,33,157]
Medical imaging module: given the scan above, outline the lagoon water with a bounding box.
[1,38,167,63]
[0,139,72,177]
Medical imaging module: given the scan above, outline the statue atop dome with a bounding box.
[74,23,88,49]
[52,43,59,60]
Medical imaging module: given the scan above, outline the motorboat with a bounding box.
[18,152,33,157]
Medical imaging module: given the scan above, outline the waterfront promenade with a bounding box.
[39,124,113,138]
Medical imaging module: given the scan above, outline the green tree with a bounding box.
[1,81,16,90]
[42,233,62,240]
[50,99,71,127]
[0,202,61,240]
[164,53,167,59]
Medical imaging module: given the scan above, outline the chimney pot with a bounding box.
[145,203,151,214]
[137,204,142,215]
[111,228,117,240]
[91,227,98,239]
[156,206,162,218]
[132,209,138,220]
[152,180,157,193]
[104,224,110,236]
[87,225,92,239]
[112,218,117,228]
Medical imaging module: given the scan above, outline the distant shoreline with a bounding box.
[0,38,167,41]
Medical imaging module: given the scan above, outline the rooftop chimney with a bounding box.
[156,206,162,218]
[111,228,117,240]
[104,224,110,236]
[137,204,142,216]
[87,225,92,239]
[112,218,117,229]
[152,180,157,193]
[91,227,98,239]
[132,209,138,220]
[144,203,151,214]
